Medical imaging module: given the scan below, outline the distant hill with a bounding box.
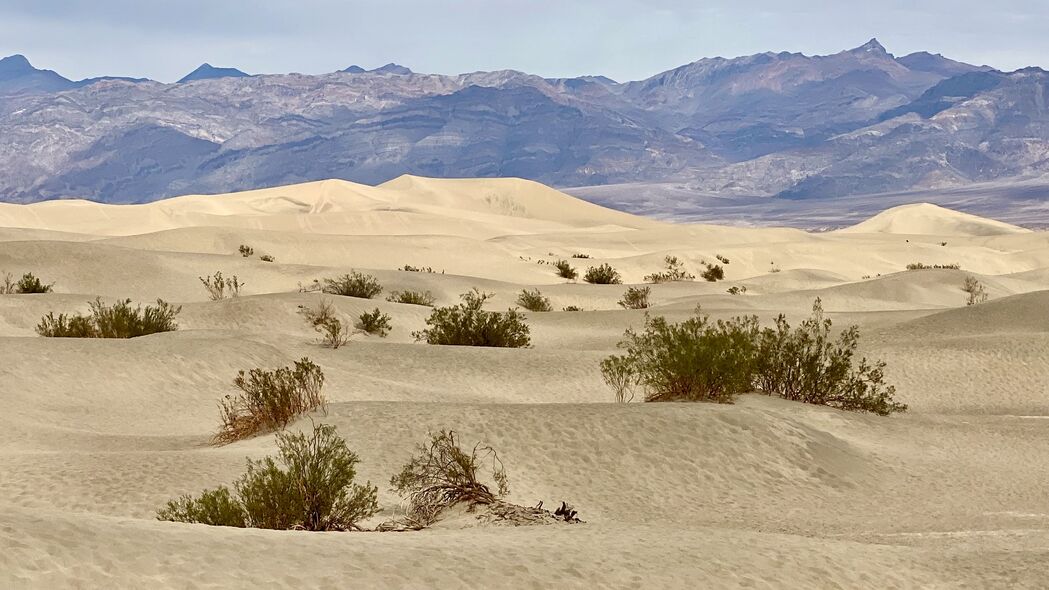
[177,63,250,83]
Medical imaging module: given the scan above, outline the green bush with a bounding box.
[584,263,622,285]
[413,289,531,348]
[323,272,383,299]
[618,286,651,309]
[603,310,759,403]
[200,271,243,300]
[298,300,350,349]
[357,308,392,337]
[516,288,552,312]
[644,256,694,283]
[215,358,326,444]
[386,290,436,306]
[553,260,578,280]
[159,423,378,531]
[36,298,181,338]
[391,430,508,528]
[700,263,724,282]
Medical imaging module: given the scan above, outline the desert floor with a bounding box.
[2,176,1049,589]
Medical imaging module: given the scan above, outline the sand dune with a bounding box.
[2,177,1048,588]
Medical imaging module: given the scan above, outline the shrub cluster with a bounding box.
[962,275,988,306]
[716,254,730,265]
[726,286,748,295]
[516,288,552,312]
[644,256,694,283]
[238,244,255,257]
[323,272,383,299]
[618,286,651,309]
[553,260,578,280]
[159,423,378,531]
[906,263,960,270]
[299,300,350,349]
[401,265,437,273]
[601,299,906,415]
[357,308,392,337]
[200,271,243,300]
[387,289,436,306]
[260,255,275,263]
[36,298,181,338]
[1,272,53,294]
[584,263,622,285]
[413,289,531,348]
[562,305,583,312]
[215,358,326,444]
[570,253,591,259]
[700,262,725,282]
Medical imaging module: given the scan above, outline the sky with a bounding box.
[1,0,1047,83]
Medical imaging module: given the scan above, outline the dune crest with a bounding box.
[837,202,1029,236]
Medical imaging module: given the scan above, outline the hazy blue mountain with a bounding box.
[342,65,367,74]
[177,64,251,83]
[370,63,413,75]
[0,54,76,94]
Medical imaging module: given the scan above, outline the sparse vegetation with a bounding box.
[600,356,638,403]
[413,289,531,348]
[553,260,578,280]
[386,289,436,306]
[562,305,583,312]
[401,265,437,273]
[357,308,392,337]
[390,430,509,528]
[516,289,552,312]
[238,244,254,257]
[322,272,383,299]
[200,271,244,300]
[906,263,960,270]
[0,273,13,294]
[583,263,622,285]
[36,298,181,338]
[644,256,694,283]
[570,253,591,259]
[298,300,351,349]
[214,358,326,444]
[10,272,54,294]
[618,286,651,309]
[726,286,748,295]
[700,262,725,282]
[159,423,378,531]
[716,254,730,265]
[962,275,988,306]
[260,254,275,263]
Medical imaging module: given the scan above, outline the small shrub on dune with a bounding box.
[0,273,13,294]
[259,254,275,263]
[413,289,531,348]
[700,263,725,282]
[644,256,694,283]
[159,423,378,531]
[726,286,748,295]
[962,275,988,306]
[390,429,509,528]
[238,244,254,257]
[600,356,638,403]
[323,272,383,299]
[299,299,350,349]
[571,253,591,259]
[14,272,53,294]
[553,260,578,280]
[562,305,583,312]
[716,254,730,265]
[200,271,244,300]
[583,263,622,285]
[907,262,960,271]
[516,288,552,312]
[386,289,436,307]
[618,286,651,309]
[357,308,392,337]
[215,358,326,444]
[36,298,181,338]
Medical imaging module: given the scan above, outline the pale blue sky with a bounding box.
[1,0,1046,82]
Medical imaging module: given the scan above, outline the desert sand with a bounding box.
[2,176,1049,588]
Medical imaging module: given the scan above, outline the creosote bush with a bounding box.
[583,263,622,285]
[386,289,436,306]
[200,271,244,300]
[6,272,54,294]
[570,253,591,259]
[357,308,392,337]
[618,286,651,309]
[516,288,552,312]
[700,263,725,282]
[260,254,275,263]
[726,286,748,295]
[962,275,988,306]
[645,256,694,283]
[413,289,531,348]
[907,262,960,270]
[159,423,378,531]
[238,244,255,257]
[391,430,508,528]
[36,298,181,338]
[562,305,583,312]
[298,299,350,349]
[323,272,383,299]
[601,299,906,415]
[553,260,578,280]
[215,358,326,444]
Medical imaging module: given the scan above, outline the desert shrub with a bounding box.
[200,271,244,300]
[553,260,578,280]
[600,356,638,403]
[906,263,960,270]
[357,308,392,337]
[571,253,591,259]
[323,272,383,299]
[700,263,725,282]
[215,358,326,444]
[238,244,254,257]
[726,286,748,295]
[962,275,988,306]
[260,254,275,263]
[716,254,730,265]
[401,264,436,273]
[0,273,13,294]
[603,310,759,403]
[618,286,651,309]
[753,299,907,415]
[36,298,181,338]
[391,430,508,528]
[645,256,695,283]
[516,288,552,312]
[14,272,53,294]
[562,305,583,312]
[413,289,530,348]
[583,263,622,285]
[298,300,350,349]
[386,289,436,306]
[159,423,378,531]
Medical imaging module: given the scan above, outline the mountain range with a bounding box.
[1,40,1047,209]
